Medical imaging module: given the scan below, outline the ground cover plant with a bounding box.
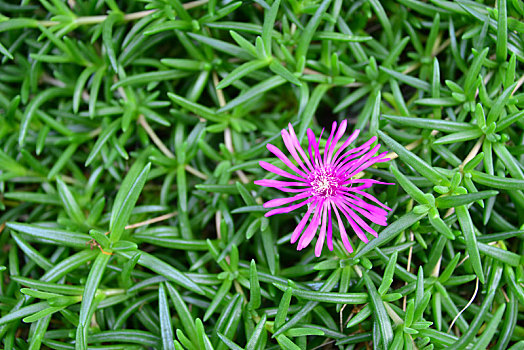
[1,0,524,349]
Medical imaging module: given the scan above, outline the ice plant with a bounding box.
[255,121,393,257]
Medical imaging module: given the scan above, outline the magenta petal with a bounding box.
[323,121,337,165]
[334,146,372,170]
[344,189,392,212]
[332,204,353,253]
[259,161,306,181]
[346,157,390,179]
[275,187,312,193]
[315,202,328,257]
[254,179,310,188]
[307,128,323,167]
[346,179,395,186]
[338,200,378,238]
[347,189,392,211]
[330,129,361,166]
[326,203,333,251]
[338,144,381,175]
[263,191,311,208]
[307,128,321,166]
[307,129,316,165]
[290,202,316,243]
[340,193,389,218]
[265,196,314,217]
[298,202,323,250]
[335,200,369,243]
[266,143,308,178]
[287,124,315,171]
[282,129,312,173]
[326,120,347,165]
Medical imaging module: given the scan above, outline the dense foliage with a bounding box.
[1,0,523,349]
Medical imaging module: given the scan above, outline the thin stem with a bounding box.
[125,211,177,230]
[137,114,175,159]
[447,277,479,333]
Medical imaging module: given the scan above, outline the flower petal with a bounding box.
[338,144,381,175]
[263,191,311,209]
[254,179,310,188]
[327,202,333,251]
[323,121,337,165]
[259,161,306,182]
[266,143,308,178]
[265,196,314,217]
[340,193,389,219]
[346,179,395,186]
[307,128,323,167]
[335,199,370,243]
[315,202,328,257]
[343,187,392,211]
[282,129,313,173]
[333,146,373,171]
[287,124,315,171]
[297,201,323,250]
[338,200,379,238]
[345,153,389,179]
[332,204,353,253]
[276,187,313,193]
[330,129,362,166]
[326,120,347,165]
[290,201,317,243]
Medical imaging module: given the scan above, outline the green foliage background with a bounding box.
[1,0,523,349]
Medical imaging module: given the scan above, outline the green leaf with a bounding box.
[187,32,252,59]
[56,177,84,224]
[269,60,302,86]
[435,191,499,208]
[261,0,280,56]
[390,163,428,204]
[378,251,397,295]
[203,278,232,321]
[380,67,430,91]
[19,88,70,147]
[246,314,267,350]
[295,0,332,66]
[103,12,123,72]
[363,273,393,348]
[477,242,521,266]
[168,92,222,122]
[249,260,261,309]
[6,222,90,250]
[464,48,489,98]
[217,333,243,350]
[0,302,48,326]
[159,284,175,350]
[455,205,485,284]
[217,75,286,113]
[165,282,198,345]
[379,130,449,186]
[273,284,367,304]
[109,162,151,243]
[354,212,427,259]
[216,59,268,90]
[474,303,506,349]
[76,252,110,349]
[117,250,204,295]
[471,170,524,190]
[433,129,484,145]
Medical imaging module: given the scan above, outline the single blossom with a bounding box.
[254,120,393,257]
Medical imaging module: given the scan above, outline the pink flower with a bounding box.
[254,120,393,257]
